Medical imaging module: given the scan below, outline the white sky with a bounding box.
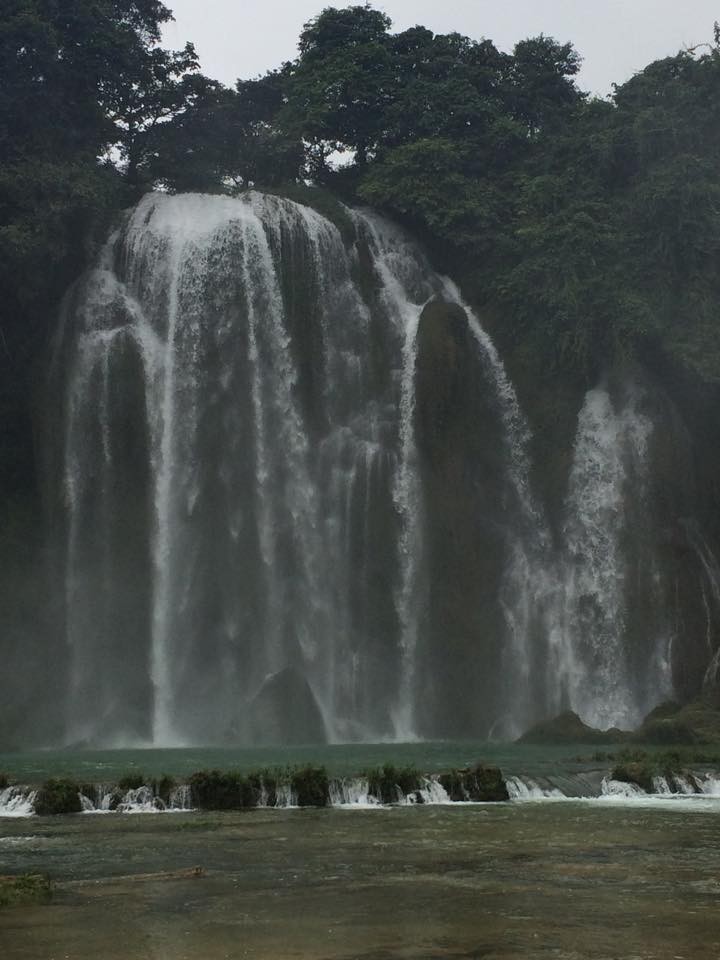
[163,0,719,98]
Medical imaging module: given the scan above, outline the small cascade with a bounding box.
[77,781,194,813]
[169,783,193,810]
[672,774,699,795]
[116,786,165,813]
[421,777,453,804]
[405,777,452,805]
[601,773,720,800]
[328,777,377,806]
[601,778,646,799]
[4,768,720,817]
[697,775,720,796]
[0,786,36,818]
[652,776,674,795]
[505,777,565,800]
[273,782,297,808]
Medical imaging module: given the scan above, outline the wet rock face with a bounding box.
[414,299,508,738]
[517,711,629,745]
[438,765,509,802]
[248,667,327,746]
[703,650,720,709]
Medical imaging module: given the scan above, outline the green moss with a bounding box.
[637,719,700,744]
[0,874,52,907]
[117,773,145,792]
[471,765,510,802]
[364,765,423,804]
[34,779,82,815]
[607,747,716,792]
[439,765,509,802]
[518,711,630,745]
[610,762,655,793]
[153,775,176,805]
[291,766,330,807]
[636,699,720,744]
[643,701,682,722]
[438,770,466,802]
[188,770,257,810]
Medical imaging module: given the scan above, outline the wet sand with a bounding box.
[1,803,719,959]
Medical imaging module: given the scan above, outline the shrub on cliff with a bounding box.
[188,770,258,810]
[365,765,423,804]
[440,765,509,802]
[34,778,82,815]
[291,766,330,807]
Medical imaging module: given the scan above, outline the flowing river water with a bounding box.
[1,802,719,959]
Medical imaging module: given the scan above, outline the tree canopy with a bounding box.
[2,1,720,496]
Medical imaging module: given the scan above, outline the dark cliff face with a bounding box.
[413,298,720,735]
[413,300,509,737]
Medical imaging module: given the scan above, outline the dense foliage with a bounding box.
[2,2,720,501]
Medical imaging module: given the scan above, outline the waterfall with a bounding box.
[559,384,672,729]
[51,190,708,748]
[56,193,470,746]
[351,210,431,741]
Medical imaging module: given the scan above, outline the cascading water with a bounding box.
[558,384,673,729]
[51,190,704,748]
[57,191,538,747]
[439,278,559,737]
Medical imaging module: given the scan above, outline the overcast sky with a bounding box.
[163,0,718,97]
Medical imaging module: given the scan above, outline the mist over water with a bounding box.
[47,192,715,748]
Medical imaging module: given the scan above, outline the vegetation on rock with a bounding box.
[364,765,423,804]
[521,700,720,747]
[290,766,330,807]
[34,778,82,815]
[117,773,146,792]
[439,765,509,802]
[518,711,629,745]
[636,700,720,744]
[188,770,258,810]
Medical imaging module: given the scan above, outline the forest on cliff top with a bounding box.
[2,1,720,508]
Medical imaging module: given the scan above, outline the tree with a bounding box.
[281,5,393,169]
[98,35,206,185]
[0,0,198,493]
[502,35,584,136]
[149,73,304,192]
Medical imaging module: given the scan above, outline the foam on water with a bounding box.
[506,776,566,801]
[0,787,36,818]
